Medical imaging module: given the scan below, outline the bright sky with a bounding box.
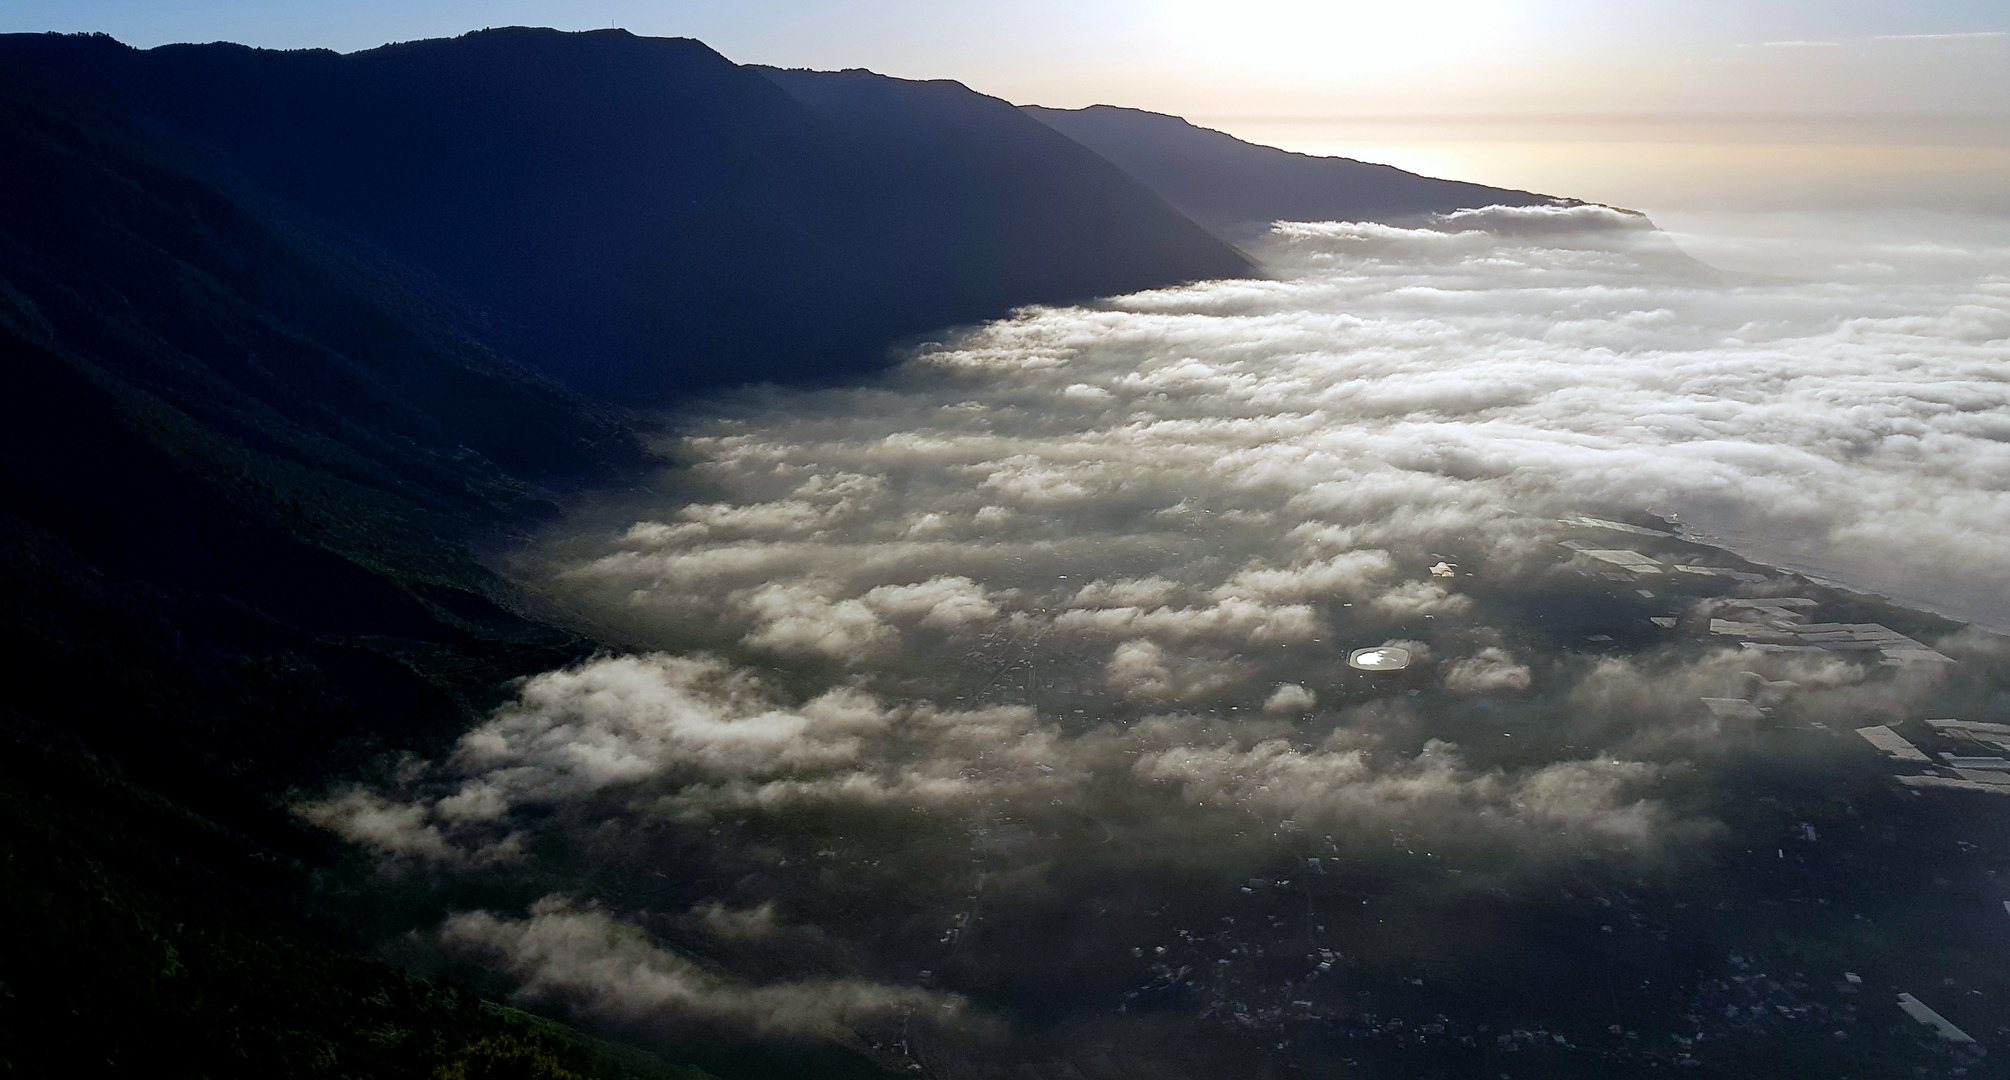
[8,1,2008,212]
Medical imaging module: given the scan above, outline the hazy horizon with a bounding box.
[12,1,2005,216]
[1194,112,2010,217]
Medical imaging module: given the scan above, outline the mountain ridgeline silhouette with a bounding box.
[0,27,1253,401]
[1022,104,1567,237]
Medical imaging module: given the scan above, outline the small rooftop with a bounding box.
[1348,646,1411,672]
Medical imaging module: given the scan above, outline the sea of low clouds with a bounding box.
[304,206,2010,1056]
[572,203,2010,633]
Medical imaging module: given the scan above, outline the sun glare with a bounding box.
[1150,0,1522,77]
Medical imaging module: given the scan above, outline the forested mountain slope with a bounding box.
[755,64,1251,308]
[0,56,702,1077]
[3,29,1253,402]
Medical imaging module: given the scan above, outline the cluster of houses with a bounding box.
[1706,598,1956,666]
[1858,718,2010,796]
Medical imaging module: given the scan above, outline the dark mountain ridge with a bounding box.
[1,28,1252,402]
[0,54,712,1077]
[1022,103,1569,237]
[752,65,1248,309]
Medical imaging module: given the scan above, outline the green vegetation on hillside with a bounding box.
[0,57,713,1077]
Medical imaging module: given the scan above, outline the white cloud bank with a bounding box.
[304,647,1672,861]
[304,208,2006,1046]
[556,209,2010,641]
[444,896,964,1039]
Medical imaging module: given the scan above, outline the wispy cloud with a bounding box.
[444,897,968,1039]
[1874,31,2005,42]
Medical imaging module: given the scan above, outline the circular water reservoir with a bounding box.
[1347,646,1411,672]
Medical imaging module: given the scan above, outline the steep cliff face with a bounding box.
[0,49,635,763]
[3,29,1254,403]
[753,65,1253,308]
[0,56,695,1077]
[1023,103,1564,236]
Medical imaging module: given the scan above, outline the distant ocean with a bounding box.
[1200,112,2010,217]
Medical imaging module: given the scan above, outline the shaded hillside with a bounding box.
[1022,104,1563,235]
[0,56,700,1077]
[0,46,643,842]
[1,29,1253,402]
[753,65,1251,307]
